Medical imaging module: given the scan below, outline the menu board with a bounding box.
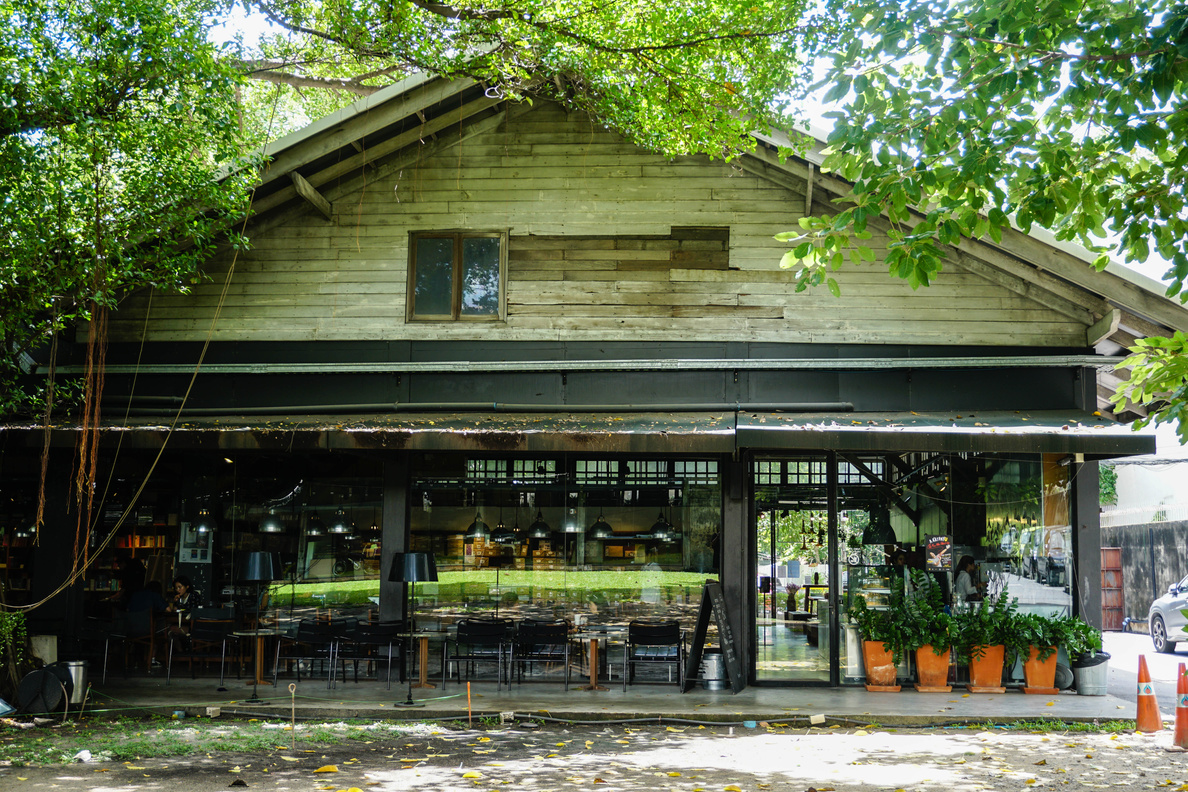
[682,580,745,694]
[926,535,952,570]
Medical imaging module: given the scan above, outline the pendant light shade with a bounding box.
[194,507,217,534]
[862,505,896,546]
[306,511,326,537]
[489,510,515,544]
[588,511,613,540]
[650,511,669,533]
[465,512,490,540]
[329,506,352,535]
[258,507,286,534]
[527,510,551,539]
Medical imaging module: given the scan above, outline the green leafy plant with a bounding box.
[1010,612,1076,663]
[901,570,953,656]
[0,610,32,702]
[953,586,1018,664]
[848,593,908,665]
[1061,616,1104,660]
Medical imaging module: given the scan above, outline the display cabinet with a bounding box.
[847,564,895,612]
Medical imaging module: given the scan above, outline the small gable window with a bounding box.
[408,231,505,321]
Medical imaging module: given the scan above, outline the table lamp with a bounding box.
[238,551,280,704]
[389,552,437,707]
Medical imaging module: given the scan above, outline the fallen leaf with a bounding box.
[462,771,483,778]
[314,765,339,773]
[279,757,301,762]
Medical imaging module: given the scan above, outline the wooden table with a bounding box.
[402,630,446,689]
[233,628,285,686]
[574,628,624,691]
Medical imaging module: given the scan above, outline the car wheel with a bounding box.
[1151,615,1178,654]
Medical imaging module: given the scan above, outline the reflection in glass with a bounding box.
[461,237,500,316]
[413,237,454,315]
[408,458,720,636]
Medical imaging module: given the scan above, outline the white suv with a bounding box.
[1149,573,1188,653]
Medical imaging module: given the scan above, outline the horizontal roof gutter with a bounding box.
[46,355,1123,377]
[114,401,855,417]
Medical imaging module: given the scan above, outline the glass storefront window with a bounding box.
[753,452,1075,687]
[408,455,720,632]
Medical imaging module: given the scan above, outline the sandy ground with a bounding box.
[3,719,1187,792]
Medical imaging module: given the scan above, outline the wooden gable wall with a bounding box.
[109,102,1089,347]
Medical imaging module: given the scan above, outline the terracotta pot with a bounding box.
[967,644,1006,692]
[1023,645,1059,694]
[915,644,951,692]
[861,640,900,691]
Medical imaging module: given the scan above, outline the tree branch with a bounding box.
[238,60,386,95]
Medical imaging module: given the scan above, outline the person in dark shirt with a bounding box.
[127,580,169,613]
[104,554,147,610]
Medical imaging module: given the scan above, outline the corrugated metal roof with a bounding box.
[736,410,1155,457]
[4,409,1154,458]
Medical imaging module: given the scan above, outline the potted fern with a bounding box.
[1010,612,1073,694]
[902,570,954,692]
[953,586,1016,693]
[848,595,905,692]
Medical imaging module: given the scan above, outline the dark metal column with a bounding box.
[827,450,840,687]
[721,457,751,685]
[1072,458,1102,627]
[379,455,410,623]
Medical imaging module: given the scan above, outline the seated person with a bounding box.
[127,580,170,613]
[954,555,985,610]
[167,575,200,612]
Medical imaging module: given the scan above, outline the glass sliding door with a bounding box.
[753,458,831,683]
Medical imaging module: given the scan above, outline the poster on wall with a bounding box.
[178,521,212,564]
[926,535,952,570]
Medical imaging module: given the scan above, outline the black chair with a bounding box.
[513,619,572,690]
[334,621,406,689]
[272,618,341,687]
[76,617,125,684]
[445,617,514,690]
[121,609,162,671]
[166,617,235,686]
[623,619,684,691]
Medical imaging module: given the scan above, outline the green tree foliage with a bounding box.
[787,0,1188,438]
[2,0,827,417]
[1,0,256,415]
[1098,463,1118,506]
[249,0,818,157]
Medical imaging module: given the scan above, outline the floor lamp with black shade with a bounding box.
[238,551,280,705]
[389,552,437,707]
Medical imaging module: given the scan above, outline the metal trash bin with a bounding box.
[61,661,88,705]
[700,649,727,690]
[1072,651,1110,696]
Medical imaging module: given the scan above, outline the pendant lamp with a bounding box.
[258,507,285,534]
[527,509,551,539]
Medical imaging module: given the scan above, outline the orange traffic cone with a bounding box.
[1136,655,1163,733]
[1173,662,1188,750]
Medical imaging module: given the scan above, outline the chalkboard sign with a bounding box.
[682,580,745,694]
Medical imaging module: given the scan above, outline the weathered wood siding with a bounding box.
[109,102,1088,347]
